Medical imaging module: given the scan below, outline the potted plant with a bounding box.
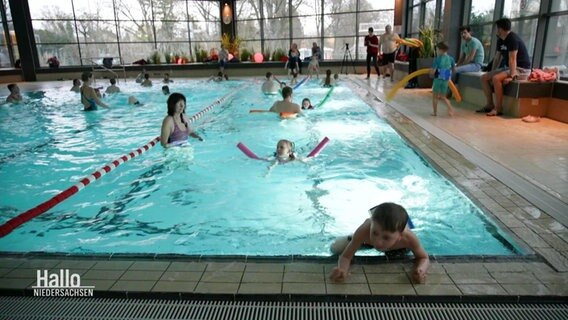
[263,48,271,62]
[164,52,172,64]
[240,48,252,62]
[221,33,241,58]
[149,51,161,64]
[272,48,286,62]
[417,26,438,88]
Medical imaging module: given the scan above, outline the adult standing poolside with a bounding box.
[364,27,381,79]
[480,18,531,116]
[453,26,484,87]
[380,25,400,81]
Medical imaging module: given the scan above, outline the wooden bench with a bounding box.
[457,72,565,120]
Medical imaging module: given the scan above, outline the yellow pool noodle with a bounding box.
[386,68,461,102]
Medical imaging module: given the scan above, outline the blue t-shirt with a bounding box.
[432,54,455,81]
[497,31,531,69]
[460,37,485,65]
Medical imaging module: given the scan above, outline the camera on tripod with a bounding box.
[345,43,349,50]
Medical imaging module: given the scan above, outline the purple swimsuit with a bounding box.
[168,116,189,144]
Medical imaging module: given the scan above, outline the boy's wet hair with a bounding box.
[266,72,272,79]
[162,85,170,94]
[282,86,293,98]
[7,83,16,91]
[326,69,332,76]
[217,71,223,77]
[73,78,80,85]
[436,42,449,51]
[144,73,150,79]
[110,78,116,85]
[370,202,409,233]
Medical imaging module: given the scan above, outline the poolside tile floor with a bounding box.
[1,78,567,300]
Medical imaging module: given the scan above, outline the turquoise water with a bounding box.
[0,78,521,256]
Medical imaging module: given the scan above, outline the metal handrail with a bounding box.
[81,57,127,84]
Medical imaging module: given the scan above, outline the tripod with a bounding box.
[340,44,356,75]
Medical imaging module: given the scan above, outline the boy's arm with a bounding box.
[331,220,369,281]
[407,232,430,284]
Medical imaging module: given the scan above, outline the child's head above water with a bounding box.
[275,139,296,161]
[302,98,312,109]
[326,69,332,77]
[369,202,409,250]
[266,72,273,79]
[334,74,339,80]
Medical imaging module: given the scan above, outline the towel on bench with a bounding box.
[528,68,557,82]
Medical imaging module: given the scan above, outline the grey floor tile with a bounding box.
[324,264,364,274]
[449,272,497,284]
[245,263,284,273]
[490,272,541,284]
[369,284,416,295]
[284,263,324,273]
[457,284,508,295]
[82,269,125,280]
[129,261,171,271]
[92,261,134,270]
[483,262,527,272]
[326,283,371,295]
[152,281,197,293]
[443,263,487,273]
[0,268,13,277]
[167,262,207,272]
[242,272,283,283]
[0,259,24,269]
[19,260,60,269]
[205,262,246,272]
[194,282,239,294]
[55,260,97,270]
[120,271,164,281]
[325,272,367,284]
[282,283,326,294]
[363,263,405,273]
[501,284,552,295]
[4,268,41,279]
[0,278,35,289]
[366,273,410,284]
[88,280,117,291]
[414,284,462,295]
[110,280,156,292]
[533,271,568,284]
[160,271,203,282]
[201,271,243,283]
[238,283,282,294]
[545,284,568,296]
[283,272,324,283]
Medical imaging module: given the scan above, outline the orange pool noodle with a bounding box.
[279,112,298,119]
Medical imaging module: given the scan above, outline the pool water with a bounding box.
[0,78,522,256]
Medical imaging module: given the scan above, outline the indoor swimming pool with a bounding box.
[0,78,523,256]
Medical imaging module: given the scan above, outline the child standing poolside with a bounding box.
[329,202,430,284]
[430,42,455,117]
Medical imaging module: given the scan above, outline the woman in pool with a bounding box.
[160,93,203,148]
[80,72,109,111]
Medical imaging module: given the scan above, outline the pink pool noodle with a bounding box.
[307,137,330,157]
[237,142,262,160]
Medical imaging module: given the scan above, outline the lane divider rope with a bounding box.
[0,86,243,237]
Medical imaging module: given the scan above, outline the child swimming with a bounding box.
[329,202,430,284]
[301,98,314,110]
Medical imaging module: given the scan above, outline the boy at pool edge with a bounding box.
[329,202,430,284]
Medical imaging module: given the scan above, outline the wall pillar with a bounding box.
[9,0,37,81]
